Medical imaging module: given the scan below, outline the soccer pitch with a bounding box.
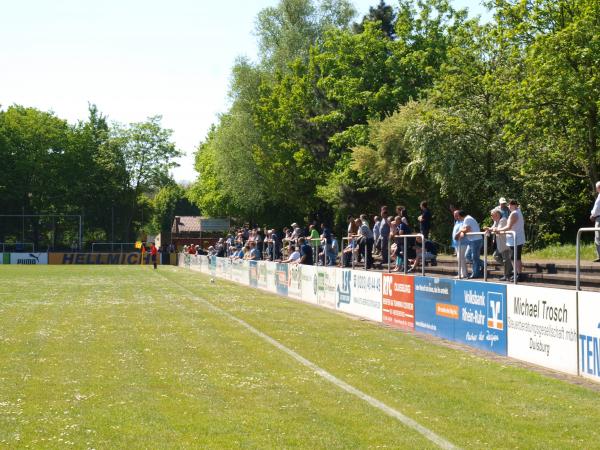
[1,266,599,448]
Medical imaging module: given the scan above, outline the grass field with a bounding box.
[1,265,600,449]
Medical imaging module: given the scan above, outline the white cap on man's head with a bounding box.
[499,197,507,205]
[595,181,600,189]
[291,222,298,227]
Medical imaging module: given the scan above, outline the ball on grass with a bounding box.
[210,278,215,283]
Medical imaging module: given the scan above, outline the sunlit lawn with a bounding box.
[1,265,599,448]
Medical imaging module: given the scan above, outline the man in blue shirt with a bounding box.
[379,207,390,266]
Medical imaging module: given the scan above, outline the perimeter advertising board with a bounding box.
[231,259,247,285]
[249,261,258,287]
[49,253,158,265]
[0,253,4,264]
[257,261,268,290]
[300,264,318,305]
[265,261,277,293]
[316,266,337,310]
[414,276,455,340]
[287,264,302,299]
[335,270,382,322]
[9,253,48,264]
[507,285,578,374]
[275,263,289,296]
[453,280,507,355]
[216,257,231,279]
[576,291,600,382]
[382,273,415,329]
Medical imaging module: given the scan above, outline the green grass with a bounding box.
[1,265,599,449]
[524,243,597,261]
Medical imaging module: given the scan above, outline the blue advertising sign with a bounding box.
[249,261,258,287]
[453,281,507,355]
[275,263,289,296]
[414,276,455,340]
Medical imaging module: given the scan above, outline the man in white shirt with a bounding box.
[590,181,600,262]
[281,245,301,264]
[457,210,483,278]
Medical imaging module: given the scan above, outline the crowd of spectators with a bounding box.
[178,196,527,280]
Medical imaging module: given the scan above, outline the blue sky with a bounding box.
[0,0,490,183]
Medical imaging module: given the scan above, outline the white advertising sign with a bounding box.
[265,261,278,293]
[231,259,247,285]
[10,253,48,265]
[316,266,337,310]
[288,264,302,299]
[257,261,267,290]
[577,291,600,383]
[300,264,318,305]
[335,270,382,322]
[507,285,578,375]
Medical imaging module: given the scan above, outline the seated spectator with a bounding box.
[281,245,301,264]
[407,236,438,272]
[188,244,196,255]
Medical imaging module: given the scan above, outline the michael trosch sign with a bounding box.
[507,285,578,375]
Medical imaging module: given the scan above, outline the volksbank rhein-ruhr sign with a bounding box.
[507,285,578,374]
[577,291,600,383]
[453,281,507,355]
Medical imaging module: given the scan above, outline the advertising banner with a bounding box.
[316,266,337,310]
[257,261,268,290]
[216,257,231,279]
[507,285,578,375]
[9,253,48,264]
[231,259,247,285]
[265,261,277,293]
[300,264,318,305]
[382,273,415,330]
[49,252,157,265]
[249,261,258,287]
[336,270,382,322]
[287,264,302,299]
[453,281,507,355]
[578,291,600,382]
[275,263,289,296]
[414,276,455,340]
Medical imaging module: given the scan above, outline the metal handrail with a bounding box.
[457,231,517,284]
[576,227,599,290]
[387,233,425,276]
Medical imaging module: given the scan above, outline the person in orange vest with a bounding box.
[140,241,147,265]
[150,243,158,269]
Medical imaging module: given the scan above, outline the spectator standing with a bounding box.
[358,214,374,269]
[458,211,483,278]
[372,216,381,255]
[499,197,510,219]
[379,207,390,265]
[487,208,512,280]
[299,237,314,265]
[418,201,432,238]
[452,210,468,278]
[590,181,600,262]
[496,199,526,281]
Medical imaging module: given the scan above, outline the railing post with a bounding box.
[388,237,391,273]
[576,228,582,291]
[512,231,517,285]
[458,241,462,279]
[420,233,425,276]
[403,236,407,275]
[483,233,488,282]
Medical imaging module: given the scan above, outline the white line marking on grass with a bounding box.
[162,272,459,450]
